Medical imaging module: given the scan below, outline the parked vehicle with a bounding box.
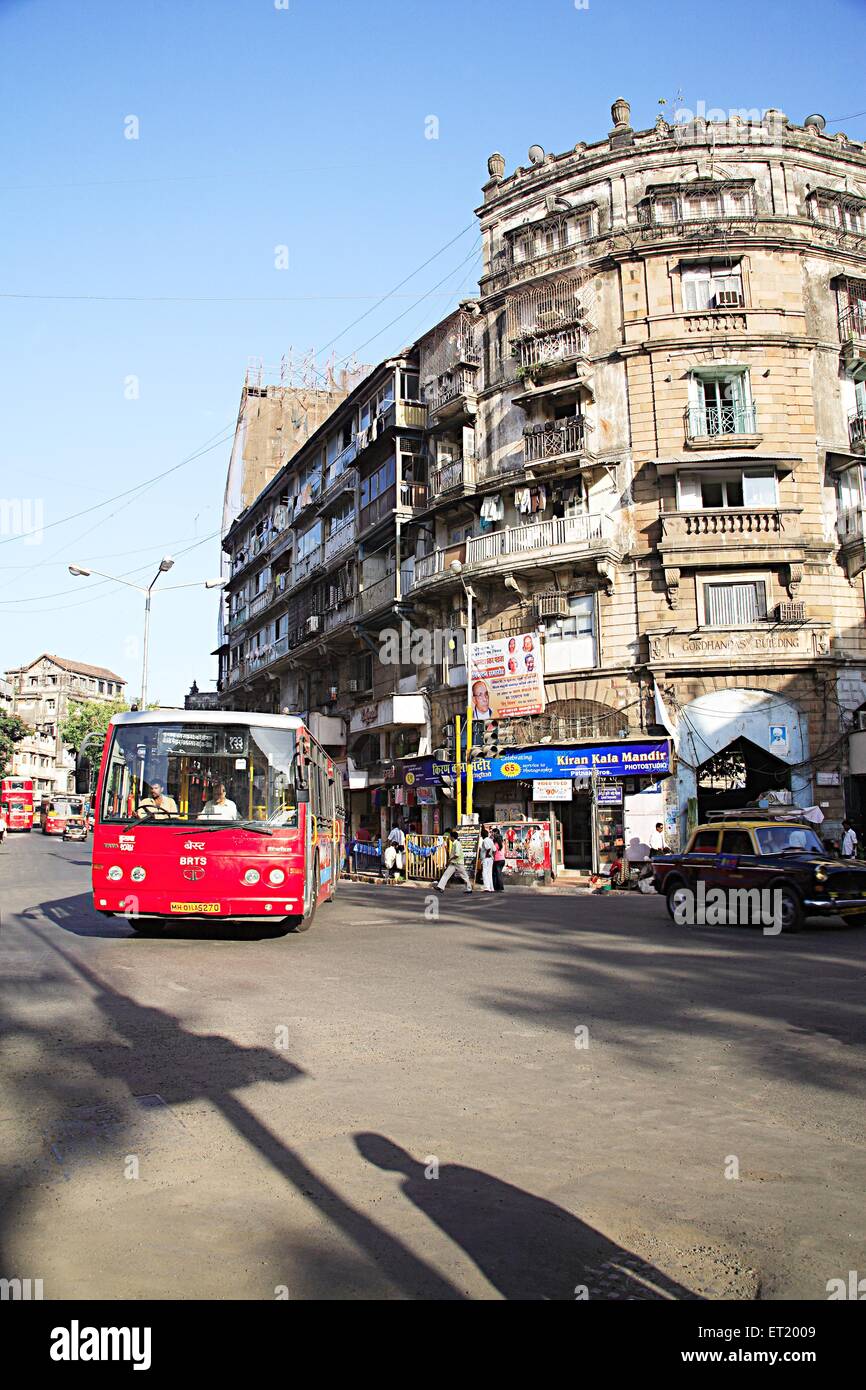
[652,809,866,932]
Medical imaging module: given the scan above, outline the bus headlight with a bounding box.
[130,867,146,883]
[107,866,123,881]
[243,869,261,886]
[268,868,286,886]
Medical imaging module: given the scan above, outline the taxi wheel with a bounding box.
[776,885,804,933]
[665,878,690,922]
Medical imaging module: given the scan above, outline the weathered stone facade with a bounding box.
[219,101,866,858]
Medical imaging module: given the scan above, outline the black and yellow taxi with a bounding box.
[652,810,866,932]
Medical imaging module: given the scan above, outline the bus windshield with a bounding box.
[99,722,298,827]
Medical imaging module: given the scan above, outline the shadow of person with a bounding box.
[354,1134,700,1300]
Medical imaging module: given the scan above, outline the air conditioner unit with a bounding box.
[714,290,742,308]
[306,616,320,634]
[857,710,866,732]
[777,600,806,623]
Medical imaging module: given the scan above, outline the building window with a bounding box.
[46,699,55,712]
[545,595,595,641]
[645,184,755,227]
[359,456,396,509]
[703,579,768,627]
[687,370,756,437]
[811,191,866,234]
[682,262,743,310]
[678,468,777,511]
[400,371,420,401]
[359,379,395,431]
[296,523,322,560]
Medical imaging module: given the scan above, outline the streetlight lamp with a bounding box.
[450,559,477,820]
[68,558,226,709]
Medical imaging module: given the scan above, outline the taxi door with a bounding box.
[717,828,759,891]
[681,827,722,887]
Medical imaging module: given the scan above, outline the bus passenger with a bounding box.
[200,782,239,820]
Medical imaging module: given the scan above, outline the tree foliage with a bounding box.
[0,714,29,776]
[59,699,130,755]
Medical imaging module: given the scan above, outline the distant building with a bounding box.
[4,654,127,797]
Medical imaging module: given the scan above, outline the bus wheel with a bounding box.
[289,857,319,933]
[130,918,166,937]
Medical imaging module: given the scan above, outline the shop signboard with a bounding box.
[403,741,671,787]
[531,779,572,802]
[468,632,545,720]
[457,825,482,878]
[595,782,624,807]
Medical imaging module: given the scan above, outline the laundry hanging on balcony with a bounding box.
[514,485,547,515]
[479,494,505,530]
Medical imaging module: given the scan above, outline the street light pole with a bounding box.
[449,559,476,822]
[68,559,226,707]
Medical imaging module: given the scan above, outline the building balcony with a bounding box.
[838,303,866,376]
[523,414,590,468]
[323,593,359,633]
[229,527,275,579]
[317,463,358,514]
[226,605,248,633]
[323,517,356,563]
[658,506,804,576]
[849,410,866,453]
[247,584,275,620]
[409,514,620,592]
[293,546,324,587]
[514,325,589,375]
[684,402,760,445]
[429,366,479,424]
[358,573,398,616]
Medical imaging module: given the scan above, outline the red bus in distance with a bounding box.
[1,777,34,832]
[91,710,345,934]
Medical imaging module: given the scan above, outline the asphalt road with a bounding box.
[1,830,864,1301]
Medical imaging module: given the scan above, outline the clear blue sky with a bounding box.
[1,0,864,706]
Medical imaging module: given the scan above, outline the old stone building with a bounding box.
[218,100,866,869]
[5,654,127,797]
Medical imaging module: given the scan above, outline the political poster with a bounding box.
[469,632,545,720]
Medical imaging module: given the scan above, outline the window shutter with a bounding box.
[677,473,702,510]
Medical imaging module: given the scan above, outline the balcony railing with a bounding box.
[226,605,248,632]
[398,480,429,511]
[431,367,479,413]
[358,573,397,614]
[685,402,759,439]
[523,415,587,464]
[324,593,359,632]
[466,513,610,566]
[515,326,589,371]
[839,302,866,342]
[247,584,274,619]
[324,517,356,562]
[430,457,470,496]
[319,463,358,511]
[293,546,324,586]
[661,508,787,541]
[413,550,445,585]
[849,411,866,451]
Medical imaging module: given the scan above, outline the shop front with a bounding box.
[401,739,673,874]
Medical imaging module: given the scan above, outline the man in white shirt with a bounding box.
[200,783,239,820]
[480,826,496,892]
[386,823,406,880]
[649,822,668,856]
[841,820,858,859]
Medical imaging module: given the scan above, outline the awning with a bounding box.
[653,452,800,476]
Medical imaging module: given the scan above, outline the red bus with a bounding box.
[91,710,345,934]
[0,776,34,832]
[41,794,86,835]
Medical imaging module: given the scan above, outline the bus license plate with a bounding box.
[170,902,221,915]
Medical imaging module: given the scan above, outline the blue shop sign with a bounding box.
[402,741,671,787]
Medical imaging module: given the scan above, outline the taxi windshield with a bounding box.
[754,825,825,855]
[99,722,298,826]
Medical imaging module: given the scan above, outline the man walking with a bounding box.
[480,825,496,892]
[436,830,473,894]
[649,822,668,856]
[841,819,859,859]
[386,821,406,881]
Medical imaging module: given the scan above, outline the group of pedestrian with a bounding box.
[435,824,505,895]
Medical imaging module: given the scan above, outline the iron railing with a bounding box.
[685,402,758,438]
[523,414,587,463]
[849,410,866,451]
[466,514,609,565]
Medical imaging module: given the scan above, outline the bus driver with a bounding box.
[137,781,179,819]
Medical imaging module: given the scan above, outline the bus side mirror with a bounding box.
[75,755,93,796]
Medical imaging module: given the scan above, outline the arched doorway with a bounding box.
[675,688,810,836]
[697,735,793,821]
